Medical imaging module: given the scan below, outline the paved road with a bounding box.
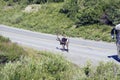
[0,25,119,66]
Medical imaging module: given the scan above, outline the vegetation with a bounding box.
[0,54,77,80]
[1,1,120,79]
[0,36,26,64]
[0,36,120,80]
[80,62,120,80]
[61,0,120,26]
[0,36,79,80]
[0,0,117,42]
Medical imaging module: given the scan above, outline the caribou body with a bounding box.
[56,35,69,51]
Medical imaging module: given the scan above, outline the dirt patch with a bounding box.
[24,4,42,13]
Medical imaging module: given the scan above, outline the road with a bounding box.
[0,25,119,66]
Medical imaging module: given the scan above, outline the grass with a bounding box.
[0,36,79,80]
[0,1,120,80]
[65,24,113,42]
[0,36,26,64]
[0,1,113,42]
[0,55,76,80]
[0,35,120,80]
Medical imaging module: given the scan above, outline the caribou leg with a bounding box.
[62,44,65,50]
[56,36,69,52]
[66,40,69,51]
[117,43,120,59]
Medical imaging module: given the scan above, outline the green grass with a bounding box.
[0,1,113,42]
[0,36,26,64]
[0,36,79,80]
[0,36,120,80]
[65,24,113,42]
[0,1,120,80]
[78,62,120,80]
[0,54,76,80]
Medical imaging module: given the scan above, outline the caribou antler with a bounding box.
[56,35,60,41]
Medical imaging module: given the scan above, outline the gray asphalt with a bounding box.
[0,25,119,66]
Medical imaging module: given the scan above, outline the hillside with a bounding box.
[0,35,79,80]
[0,0,118,42]
[1,0,120,79]
[0,35,120,80]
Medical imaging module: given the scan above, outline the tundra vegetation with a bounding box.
[0,0,120,79]
[0,36,120,80]
[1,0,120,42]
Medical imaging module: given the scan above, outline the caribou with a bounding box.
[56,35,69,52]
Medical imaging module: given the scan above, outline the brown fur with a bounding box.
[56,36,69,50]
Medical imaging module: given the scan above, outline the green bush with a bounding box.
[0,37,120,80]
[3,0,64,5]
[88,62,120,80]
[76,7,100,26]
[65,24,112,42]
[0,36,79,80]
[103,0,120,25]
[60,0,120,26]
[0,36,10,43]
[60,0,78,20]
[0,52,76,80]
[76,62,120,80]
[0,0,114,42]
[0,36,26,64]
[0,56,120,80]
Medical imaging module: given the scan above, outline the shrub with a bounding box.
[90,62,120,80]
[60,0,120,26]
[0,36,10,43]
[0,52,76,80]
[3,0,64,5]
[0,36,26,64]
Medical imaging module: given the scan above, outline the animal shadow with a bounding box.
[108,55,120,62]
[56,47,69,52]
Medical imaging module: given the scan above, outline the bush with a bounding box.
[60,0,120,26]
[0,36,10,43]
[103,1,120,25]
[0,52,76,80]
[89,62,120,80]
[0,36,26,64]
[60,0,78,20]
[76,7,100,26]
[0,0,114,42]
[3,0,64,5]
